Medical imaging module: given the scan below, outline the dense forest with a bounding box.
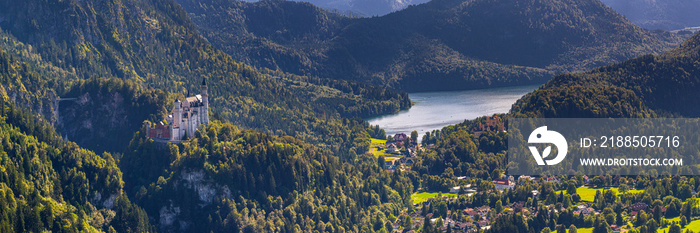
[0,0,410,157]
[512,31,700,118]
[1,0,700,232]
[176,0,683,92]
[0,0,418,231]
[120,120,421,232]
[0,86,154,232]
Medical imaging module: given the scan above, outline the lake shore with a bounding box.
[366,84,540,138]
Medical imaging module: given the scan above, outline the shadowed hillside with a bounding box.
[177,0,683,92]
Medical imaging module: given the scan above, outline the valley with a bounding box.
[177,0,683,92]
[0,0,698,232]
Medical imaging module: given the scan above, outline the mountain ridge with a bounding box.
[512,32,700,118]
[0,0,409,157]
[601,0,700,31]
[177,0,683,92]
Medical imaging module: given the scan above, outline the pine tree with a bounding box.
[568,225,578,233]
[668,223,682,233]
[423,216,434,233]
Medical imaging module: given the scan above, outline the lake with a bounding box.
[366,84,540,138]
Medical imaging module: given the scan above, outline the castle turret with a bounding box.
[171,99,183,141]
[173,99,182,128]
[201,78,209,125]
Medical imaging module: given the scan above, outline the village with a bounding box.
[369,116,699,232]
[375,116,507,172]
[384,172,691,233]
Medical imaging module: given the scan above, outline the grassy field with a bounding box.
[369,138,401,158]
[370,138,386,146]
[411,192,458,205]
[683,219,700,231]
[657,219,700,232]
[385,157,400,162]
[568,227,592,233]
[564,219,700,232]
[560,186,644,202]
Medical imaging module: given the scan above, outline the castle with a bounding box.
[147,78,209,142]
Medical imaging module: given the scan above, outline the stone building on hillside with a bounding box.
[148,78,210,142]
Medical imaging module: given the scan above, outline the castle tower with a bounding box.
[201,78,209,125]
[173,99,182,128]
[172,99,182,141]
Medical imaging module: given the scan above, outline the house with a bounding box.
[445,217,455,227]
[393,133,408,143]
[610,225,620,231]
[450,186,461,194]
[405,158,415,166]
[478,206,491,216]
[543,176,560,183]
[493,179,515,190]
[631,202,648,212]
[455,222,469,231]
[406,148,417,157]
[519,176,536,182]
[386,143,398,153]
[578,206,595,215]
[464,209,478,218]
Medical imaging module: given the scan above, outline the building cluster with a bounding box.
[472,116,505,137]
[389,133,416,148]
[403,199,643,232]
[392,166,661,233]
[381,133,422,171]
[148,78,210,143]
[404,201,529,232]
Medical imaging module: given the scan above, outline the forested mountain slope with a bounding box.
[177,0,682,91]
[120,120,420,232]
[512,32,700,118]
[0,87,153,232]
[0,0,409,156]
[0,0,418,231]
